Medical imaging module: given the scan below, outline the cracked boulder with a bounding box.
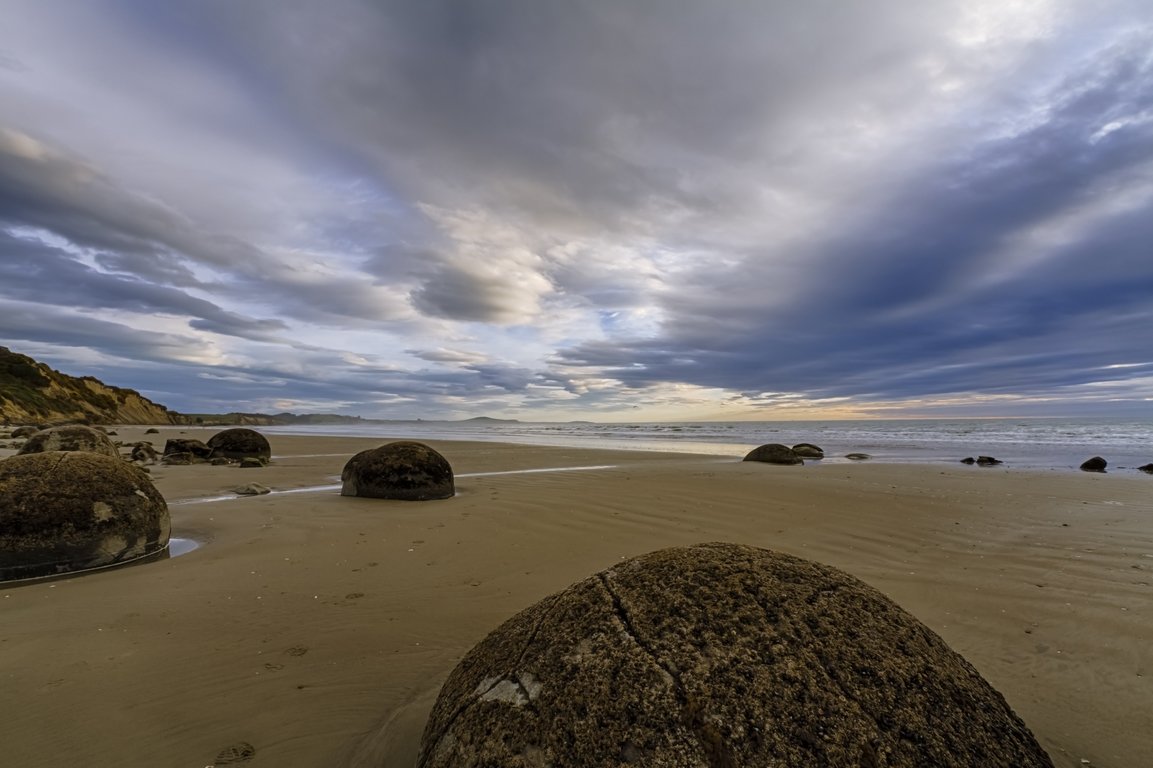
[16,424,119,458]
[418,542,1053,768]
[207,427,272,462]
[0,451,170,581]
[341,441,454,501]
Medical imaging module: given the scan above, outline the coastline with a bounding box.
[1,429,1151,767]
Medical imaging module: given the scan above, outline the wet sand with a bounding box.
[1,428,1151,767]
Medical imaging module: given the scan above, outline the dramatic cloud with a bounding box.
[1,0,1150,419]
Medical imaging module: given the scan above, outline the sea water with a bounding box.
[262,418,1152,473]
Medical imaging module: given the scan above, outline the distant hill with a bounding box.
[0,346,186,426]
[181,411,376,427]
[461,416,520,423]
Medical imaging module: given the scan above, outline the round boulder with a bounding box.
[341,441,454,500]
[791,442,825,459]
[1080,456,1107,473]
[419,543,1053,768]
[12,425,42,438]
[207,428,271,462]
[0,451,170,581]
[16,424,119,458]
[743,443,803,465]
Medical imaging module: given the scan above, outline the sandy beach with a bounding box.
[1,428,1150,768]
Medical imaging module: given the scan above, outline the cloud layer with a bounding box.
[2,1,1150,419]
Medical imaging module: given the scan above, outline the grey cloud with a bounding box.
[0,128,263,276]
[557,32,1153,403]
[0,230,290,343]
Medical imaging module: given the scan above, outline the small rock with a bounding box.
[961,457,976,464]
[976,456,1003,466]
[1080,456,1107,473]
[845,453,871,461]
[238,457,265,468]
[233,483,271,496]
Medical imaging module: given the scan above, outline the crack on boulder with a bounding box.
[598,573,737,768]
[421,594,560,763]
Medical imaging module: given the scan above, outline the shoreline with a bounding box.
[2,429,1151,767]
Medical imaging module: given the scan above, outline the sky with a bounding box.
[1,0,1151,422]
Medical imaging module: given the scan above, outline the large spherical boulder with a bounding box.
[341,441,454,500]
[419,543,1053,768]
[207,428,271,462]
[0,451,170,581]
[16,424,119,458]
[743,443,803,465]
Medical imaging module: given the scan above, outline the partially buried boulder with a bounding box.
[207,428,271,462]
[1080,456,1107,473]
[845,452,871,461]
[0,451,170,581]
[162,438,213,462]
[129,441,158,464]
[341,441,454,500]
[16,424,119,458]
[418,543,1054,768]
[791,442,825,459]
[743,443,803,465]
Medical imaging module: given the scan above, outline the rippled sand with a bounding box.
[2,429,1150,767]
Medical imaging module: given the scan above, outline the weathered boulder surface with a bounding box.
[743,443,803,465]
[207,427,271,462]
[418,543,1054,768]
[16,424,119,458]
[0,451,170,580]
[341,441,455,500]
[1080,456,1107,473]
[791,442,825,459]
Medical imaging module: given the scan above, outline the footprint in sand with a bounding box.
[213,741,255,765]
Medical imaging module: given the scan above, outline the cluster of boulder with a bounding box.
[960,455,1153,473]
[742,443,873,464]
[158,428,272,468]
[0,424,280,581]
[737,441,1151,474]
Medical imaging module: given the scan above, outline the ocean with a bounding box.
[261,418,1152,474]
